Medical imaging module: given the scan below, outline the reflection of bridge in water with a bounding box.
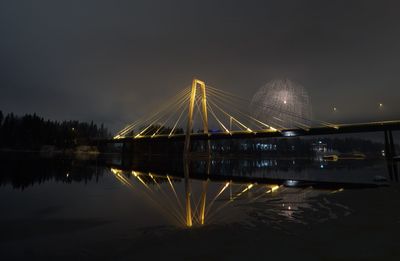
[110,166,280,228]
[110,165,353,228]
[108,156,393,228]
[1,154,396,228]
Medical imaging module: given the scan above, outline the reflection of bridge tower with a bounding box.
[184,79,209,155]
[184,79,209,227]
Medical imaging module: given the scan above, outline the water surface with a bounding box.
[1,153,399,260]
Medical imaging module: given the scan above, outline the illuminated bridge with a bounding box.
[110,79,399,159]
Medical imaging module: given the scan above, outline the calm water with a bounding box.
[1,153,400,260]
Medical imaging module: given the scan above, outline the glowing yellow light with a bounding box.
[132,171,150,189]
[110,168,122,175]
[166,175,182,207]
[186,191,192,228]
[110,168,133,188]
[234,183,255,198]
[205,182,229,219]
[267,184,279,192]
[212,182,230,200]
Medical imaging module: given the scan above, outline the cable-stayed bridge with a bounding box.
[111,79,400,159]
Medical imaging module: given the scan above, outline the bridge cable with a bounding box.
[206,85,330,128]
[207,91,280,131]
[207,87,312,130]
[116,87,191,138]
[206,103,230,133]
[133,90,191,138]
[151,94,191,137]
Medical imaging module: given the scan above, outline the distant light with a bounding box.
[283,100,287,104]
[282,131,297,137]
[284,180,299,187]
[379,103,383,108]
[333,107,337,111]
[72,128,75,131]
[66,173,69,178]
[331,188,344,194]
[320,164,324,169]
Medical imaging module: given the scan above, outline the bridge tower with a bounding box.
[184,78,209,155]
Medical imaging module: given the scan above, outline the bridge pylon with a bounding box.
[184,78,209,155]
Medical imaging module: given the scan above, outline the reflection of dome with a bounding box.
[250,79,313,129]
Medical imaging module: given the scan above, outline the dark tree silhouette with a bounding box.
[0,111,110,150]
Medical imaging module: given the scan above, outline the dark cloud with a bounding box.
[1,0,400,132]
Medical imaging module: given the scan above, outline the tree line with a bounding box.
[0,110,110,150]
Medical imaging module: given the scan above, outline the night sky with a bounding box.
[1,0,400,132]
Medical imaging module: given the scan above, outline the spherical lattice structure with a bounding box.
[250,79,313,129]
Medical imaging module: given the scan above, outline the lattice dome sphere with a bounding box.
[250,79,313,129]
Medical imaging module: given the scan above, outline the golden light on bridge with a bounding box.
[112,78,295,142]
[111,78,389,144]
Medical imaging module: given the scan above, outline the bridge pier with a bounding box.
[384,130,398,181]
[121,141,134,167]
[389,130,397,159]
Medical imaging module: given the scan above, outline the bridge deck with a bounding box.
[109,120,400,143]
